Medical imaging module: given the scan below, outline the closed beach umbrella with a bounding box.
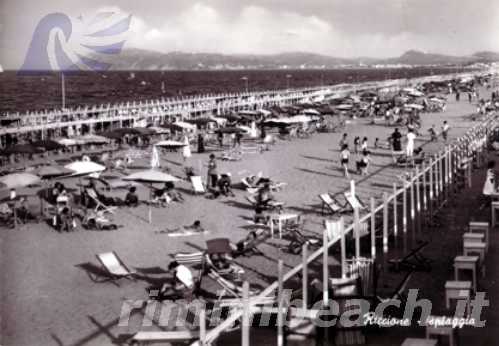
[151,146,161,169]
[0,172,41,189]
[65,161,106,176]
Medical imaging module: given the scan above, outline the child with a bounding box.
[340,144,350,178]
[361,137,368,151]
[353,136,360,154]
[356,150,370,175]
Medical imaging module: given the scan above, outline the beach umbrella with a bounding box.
[0,172,41,189]
[173,121,196,131]
[216,127,246,134]
[154,140,187,149]
[32,140,65,151]
[185,117,217,125]
[65,161,106,176]
[57,138,79,146]
[123,170,180,223]
[100,131,123,140]
[146,126,170,134]
[302,108,321,116]
[1,144,44,155]
[123,170,179,184]
[75,134,110,145]
[335,104,353,110]
[405,104,424,110]
[289,115,313,123]
[34,165,74,179]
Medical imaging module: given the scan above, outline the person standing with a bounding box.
[339,144,350,178]
[197,132,205,153]
[406,129,416,157]
[207,154,218,189]
[182,135,192,162]
[353,136,360,154]
[482,160,496,208]
[339,133,348,150]
[361,137,368,152]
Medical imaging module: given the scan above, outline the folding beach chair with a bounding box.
[284,217,320,254]
[130,330,204,346]
[208,268,260,299]
[96,251,136,281]
[376,270,414,319]
[232,228,269,257]
[343,191,367,211]
[319,193,348,215]
[245,195,284,212]
[85,188,117,214]
[388,241,432,272]
[206,238,245,280]
[190,176,205,194]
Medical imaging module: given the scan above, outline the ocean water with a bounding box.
[0,67,469,114]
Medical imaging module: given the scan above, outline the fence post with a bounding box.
[393,183,398,246]
[200,309,206,346]
[403,178,408,252]
[277,259,284,346]
[370,197,376,259]
[323,229,329,303]
[339,218,346,278]
[416,167,421,235]
[354,206,360,258]
[242,281,250,346]
[302,243,308,310]
[429,157,434,220]
[383,192,389,268]
[410,172,416,245]
[422,162,427,214]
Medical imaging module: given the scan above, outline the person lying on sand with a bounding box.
[156,220,205,234]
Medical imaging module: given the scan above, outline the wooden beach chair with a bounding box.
[96,251,136,281]
[208,268,260,299]
[343,191,367,211]
[190,176,205,194]
[319,193,348,215]
[388,241,432,272]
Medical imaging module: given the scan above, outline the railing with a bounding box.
[191,111,497,346]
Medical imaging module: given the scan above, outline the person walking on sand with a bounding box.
[353,136,360,154]
[406,128,416,157]
[339,144,350,178]
[428,125,438,141]
[207,154,218,189]
[361,137,368,152]
[339,133,348,150]
[441,121,450,142]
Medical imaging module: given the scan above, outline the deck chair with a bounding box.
[232,228,269,257]
[343,191,367,211]
[85,188,117,214]
[376,271,413,319]
[319,193,348,215]
[208,268,259,299]
[245,194,284,212]
[388,241,432,272]
[190,176,205,194]
[206,238,245,280]
[96,252,136,280]
[131,330,203,346]
[285,218,320,254]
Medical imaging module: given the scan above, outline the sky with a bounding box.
[1,0,499,69]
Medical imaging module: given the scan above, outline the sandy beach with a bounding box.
[1,87,496,346]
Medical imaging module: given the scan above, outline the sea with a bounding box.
[0,67,471,115]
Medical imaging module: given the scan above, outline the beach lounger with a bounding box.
[206,238,245,280]
[190,176,205,194]
[343,191,367,211]
[96,251,136,280]
[388,241,432,272]
[319,193,348,215]
[174,252,205,267]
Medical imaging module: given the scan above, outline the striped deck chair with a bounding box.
[208,269,260,299]
[343,191,367,211]
[190,176,205,194]
[85,188,117,214]
[319,193,348,215]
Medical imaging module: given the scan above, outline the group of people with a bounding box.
[338,134,372,178]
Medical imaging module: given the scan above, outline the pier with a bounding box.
[0,71,482,148]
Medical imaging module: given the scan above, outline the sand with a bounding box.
[1,89,495,346]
